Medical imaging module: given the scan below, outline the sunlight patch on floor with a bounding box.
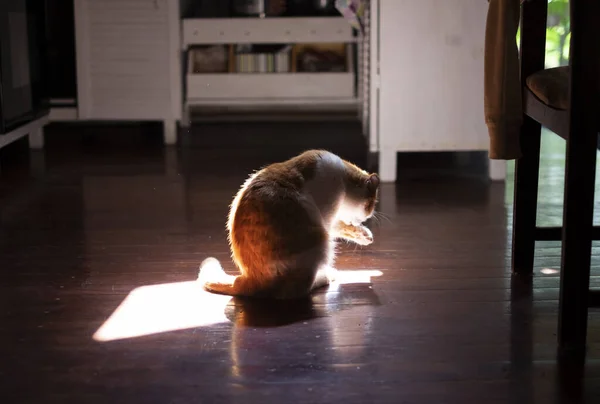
[93,269,383,342]
[93,281,232,342]
[326,269,383,292]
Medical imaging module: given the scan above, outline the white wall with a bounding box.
[378,0,489,153]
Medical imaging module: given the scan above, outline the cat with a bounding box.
[198,149,380,300]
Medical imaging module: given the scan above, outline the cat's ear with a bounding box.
[366,173,380,193]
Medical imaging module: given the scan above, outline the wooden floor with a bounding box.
[0,123,599,403]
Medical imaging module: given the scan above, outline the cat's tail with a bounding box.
[197,257,249,297]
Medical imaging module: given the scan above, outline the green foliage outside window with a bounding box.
[515,0,570,68]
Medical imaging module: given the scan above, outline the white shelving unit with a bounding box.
[182,17,354,46]
[359,0,378,152]
[46,1,373,146]
[181,16,361,122]
[72,0,181,145]
[186,72,355,100]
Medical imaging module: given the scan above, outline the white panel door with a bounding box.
[378,0,489,152]
[75,0,172,120]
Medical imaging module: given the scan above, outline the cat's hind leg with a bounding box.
[198,257,255,297]
[198,257,234,285]
[204,276,253,297]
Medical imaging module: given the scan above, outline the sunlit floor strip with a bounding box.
[93,281,232,342]
[93,270,383,342]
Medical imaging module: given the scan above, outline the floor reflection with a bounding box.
[227,273,383,383]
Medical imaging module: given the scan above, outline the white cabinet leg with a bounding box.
[379,149,397,182]
[163,119,177,146]
[28,126,45,149]
[488,158,507,182]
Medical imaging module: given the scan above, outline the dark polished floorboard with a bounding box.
[0,123,599,403]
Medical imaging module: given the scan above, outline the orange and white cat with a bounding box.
[198,149,380,299]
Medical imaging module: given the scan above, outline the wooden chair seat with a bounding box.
[524,66,598,140]
[526,66,570,110]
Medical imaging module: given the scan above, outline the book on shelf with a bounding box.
[236,52,290,73]
[235,45,292,73]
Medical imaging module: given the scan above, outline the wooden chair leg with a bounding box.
[558,128,596,354]
[557,0,600,355]
[511,116,542,274]
[511,0,547,275]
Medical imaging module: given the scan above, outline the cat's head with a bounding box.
[341,171,380,226]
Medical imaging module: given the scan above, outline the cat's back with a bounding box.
[229,150,344,229]
[255,150,344,209]
[229,151,333,267]
[239,149,342,198]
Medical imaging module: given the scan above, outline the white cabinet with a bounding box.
[376,0,502,181]
[74,0,181,143]
[181,17,357,113]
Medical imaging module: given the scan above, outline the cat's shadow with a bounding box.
[223,283,382,327]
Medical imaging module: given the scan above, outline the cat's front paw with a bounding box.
[354,225,373,246]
